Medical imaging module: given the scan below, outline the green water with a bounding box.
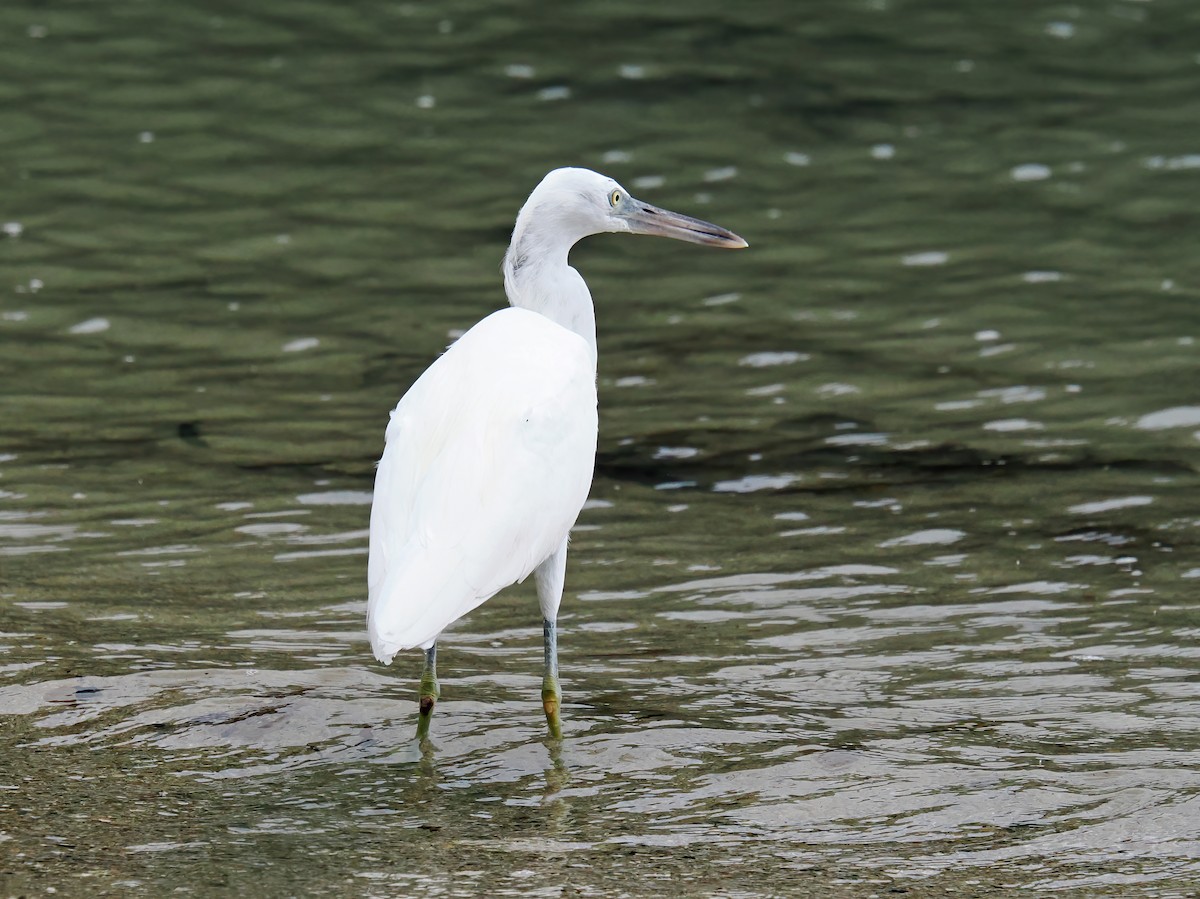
[2,0,1199,895]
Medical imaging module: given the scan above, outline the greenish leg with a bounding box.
[416,643,440,741]
[542,618,562,739]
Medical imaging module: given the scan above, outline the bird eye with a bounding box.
[609,189,622,207]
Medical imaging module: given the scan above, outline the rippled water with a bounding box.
[3,0,1200,895]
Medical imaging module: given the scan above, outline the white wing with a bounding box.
[367,307,598,662]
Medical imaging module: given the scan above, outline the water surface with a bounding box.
[2,0,1199,895]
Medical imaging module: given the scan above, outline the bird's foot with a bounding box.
[416,693,437,741]
[541,675,562,740]
[416,666,440,741]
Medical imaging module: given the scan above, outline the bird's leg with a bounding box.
[416,643,440,741]
[535,539,569,739]
[542,618,562,739]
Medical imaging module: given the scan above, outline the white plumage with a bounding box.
[365,167,745,737]
[367,308,597,659]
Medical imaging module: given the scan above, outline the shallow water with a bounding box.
[2,0,1200,895]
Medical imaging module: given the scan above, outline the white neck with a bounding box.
[502,225,598,368]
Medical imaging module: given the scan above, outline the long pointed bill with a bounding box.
[624,201,748,249]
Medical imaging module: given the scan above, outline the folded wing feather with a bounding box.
[367,308,598,661]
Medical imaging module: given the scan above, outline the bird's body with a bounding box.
[366,167,745,738]
[367,307,597,658]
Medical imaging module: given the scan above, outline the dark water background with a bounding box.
[2,1,1199,895]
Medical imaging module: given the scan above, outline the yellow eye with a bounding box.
[609,189,622,207]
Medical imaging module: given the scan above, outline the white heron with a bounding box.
[367,167,746,738]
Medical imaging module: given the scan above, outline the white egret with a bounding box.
[367,167,746,738]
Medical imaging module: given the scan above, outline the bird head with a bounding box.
[517,167,748,250]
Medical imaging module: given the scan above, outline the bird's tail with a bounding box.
[366,547,494,663]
